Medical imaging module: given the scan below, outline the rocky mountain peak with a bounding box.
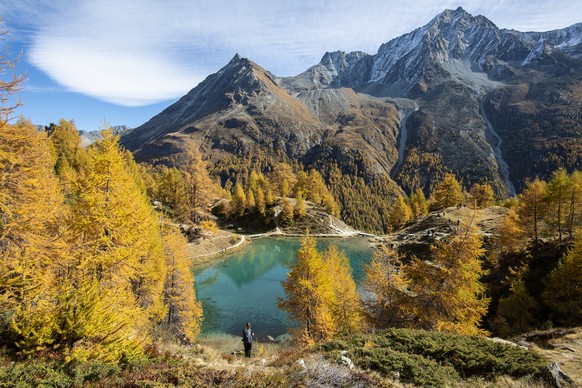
[122,8,582,211]
[319,51,368,72]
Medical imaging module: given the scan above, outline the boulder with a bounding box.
[536,362,576,388]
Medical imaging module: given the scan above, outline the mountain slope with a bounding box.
[121,7,582,231]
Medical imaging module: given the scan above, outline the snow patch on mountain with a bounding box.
[287,7,581,99]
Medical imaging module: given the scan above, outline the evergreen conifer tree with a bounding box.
[543,230,582,323]
[65,129,167,361]
[516,178,547,247]
[497,266,537,335]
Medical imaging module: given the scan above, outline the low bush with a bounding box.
[320,328,549,385]
[0,357,121,387]
[353,347,459,387]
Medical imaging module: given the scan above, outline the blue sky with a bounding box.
[1,0,580,132]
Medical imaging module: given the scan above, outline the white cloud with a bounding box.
[6,0,581,107]
[29,38,204,106]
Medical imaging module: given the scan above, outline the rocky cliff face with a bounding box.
[122,7,582,201]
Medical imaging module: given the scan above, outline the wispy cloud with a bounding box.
[3,0,581,107]
[22,84,68,93]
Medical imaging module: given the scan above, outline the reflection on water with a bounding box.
[193,237,373,338]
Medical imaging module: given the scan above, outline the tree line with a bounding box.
[1,119,202,362]
[279,169,582,343]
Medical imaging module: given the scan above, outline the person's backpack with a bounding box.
[242,328,252,343]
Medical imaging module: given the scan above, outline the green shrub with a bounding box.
[0,357,122,387]
[320,328,549,385]
[0,360,72,387]
[353,347,459,387]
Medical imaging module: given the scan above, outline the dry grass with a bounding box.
[188,230,249,266]
[515,327,582,385]
[460,375,546,387]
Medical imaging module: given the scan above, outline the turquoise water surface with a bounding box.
[193,237,373,339]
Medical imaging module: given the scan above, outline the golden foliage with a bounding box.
[516,178,547,247]
[279,198,294,225]
[365,227,490,336]
[469,183,495,209]
[231,182,246,216]
[279,236,364,344]
[279,236,336,343]
[363,246,409,328]
[162,226,203,342]
[324,245,365,336]
[0,119,67,353]
[294,191,307,218]
[429,173,464,210]
[199,220,219,234]
[408,188,429,218]
[389,195,412,230]
[1,124,204,362]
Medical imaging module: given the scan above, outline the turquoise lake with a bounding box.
[192,237,373,339]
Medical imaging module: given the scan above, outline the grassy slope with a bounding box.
[1,328,558,387]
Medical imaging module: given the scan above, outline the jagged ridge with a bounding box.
[122,7,582,204]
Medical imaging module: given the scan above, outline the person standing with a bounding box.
[242,322,254,357]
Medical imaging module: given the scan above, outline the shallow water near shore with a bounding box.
[193,237,373,339]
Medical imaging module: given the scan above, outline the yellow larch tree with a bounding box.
[271,162,296,197]
[246,187,256,211]
[248,170,259,195]
[294,191,307,218]
[0,119,67,354]
[363,245,409,328]
[65,129,167,361]
[388,226,490,335]
[181,148,217,218]
[48,119,87,176]
[294,170,309,197]
[430,173,464,210]
[280,178,290,198]
[409,188,429,218]
[516,178,547,247]
[266,187,274,206]
[496,266,538,336]
[279,197,294,225]
[232,182,246,216]
[565,170,582,237]
[544,169,569,241]
[256,186,266,216]
[162,225,203,342]
[155,166,188,219]
[324,245,364,336]
[469,182,495,209]
[495,208,527,253]
[306,169,340,217]
[279,236,336,344]
[390,195,412,229]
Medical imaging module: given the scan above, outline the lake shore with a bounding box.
[187,230,251,266]
[188,227,381,267]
